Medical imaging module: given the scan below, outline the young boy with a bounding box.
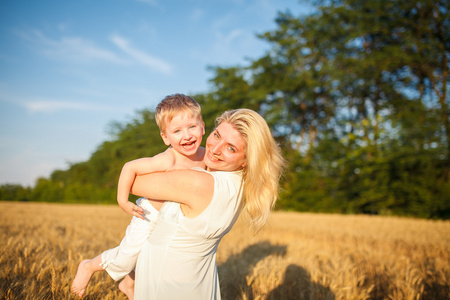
[71,94,206,299]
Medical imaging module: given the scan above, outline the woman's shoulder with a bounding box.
[194,168,242,179]
[212,169,243,179]
[210,170,243,192]
[186,169,243,194]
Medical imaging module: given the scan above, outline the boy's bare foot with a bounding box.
[71,259,94,298]
[119,272,135,300]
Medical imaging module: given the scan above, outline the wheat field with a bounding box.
[0,201,448,300]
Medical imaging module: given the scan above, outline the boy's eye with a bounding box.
[190,125,196,129]
[214,132,219,138]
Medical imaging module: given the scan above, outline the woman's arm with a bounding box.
[117,152,174,217]
[131,169,214,215]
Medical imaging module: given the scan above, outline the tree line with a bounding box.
[2,0,449,218]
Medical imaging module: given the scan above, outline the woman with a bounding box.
[130,108,284,299]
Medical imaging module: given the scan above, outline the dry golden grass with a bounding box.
[0,201,448,300]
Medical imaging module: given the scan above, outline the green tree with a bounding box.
[31,177,64,202]
[0,184,32,201]
[4,0,449,219]
[200,0,449,217]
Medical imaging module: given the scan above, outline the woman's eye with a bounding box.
[228,146,235,153]
[214,132,219,138]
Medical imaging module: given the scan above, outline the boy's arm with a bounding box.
[117,152,174,218]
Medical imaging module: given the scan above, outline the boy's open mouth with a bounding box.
[182,140,196,149]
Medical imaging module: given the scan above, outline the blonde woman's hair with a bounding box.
[216,109,284,233]
[155,94,202,134]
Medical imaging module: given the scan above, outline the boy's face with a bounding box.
[161,112,205,157]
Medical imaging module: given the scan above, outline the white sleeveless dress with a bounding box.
[134,168,244,300]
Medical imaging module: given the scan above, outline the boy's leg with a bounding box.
[119,271,135,300]
[71,254,103,297]
[113,199,159,299]
[72,198,157,298]
[102,199,158,281]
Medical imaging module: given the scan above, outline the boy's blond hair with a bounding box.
[155,94,202,134]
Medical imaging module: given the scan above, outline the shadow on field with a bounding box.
[267,264,335,300]
[218,241,287,299]
[218,241,335,300]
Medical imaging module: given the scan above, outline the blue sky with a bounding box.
[0,0,311,187]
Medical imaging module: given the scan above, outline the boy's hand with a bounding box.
[120,201,145,220]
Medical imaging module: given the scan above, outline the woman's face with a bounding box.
[204,121,246,172]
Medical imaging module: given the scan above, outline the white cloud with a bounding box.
[211,13,236,31]
[19,29,127,65]
[210,29,246,62]
[17,29,173,74]
[23,100,92,113]
[19,98,122,114]
[248,0,275,17]
[110,34,173,75]
[220,29,244,44]
[189,8,205,24]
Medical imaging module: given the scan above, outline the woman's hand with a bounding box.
[119,200,145,220]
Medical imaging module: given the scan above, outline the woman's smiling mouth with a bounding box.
[207,150,220,162]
